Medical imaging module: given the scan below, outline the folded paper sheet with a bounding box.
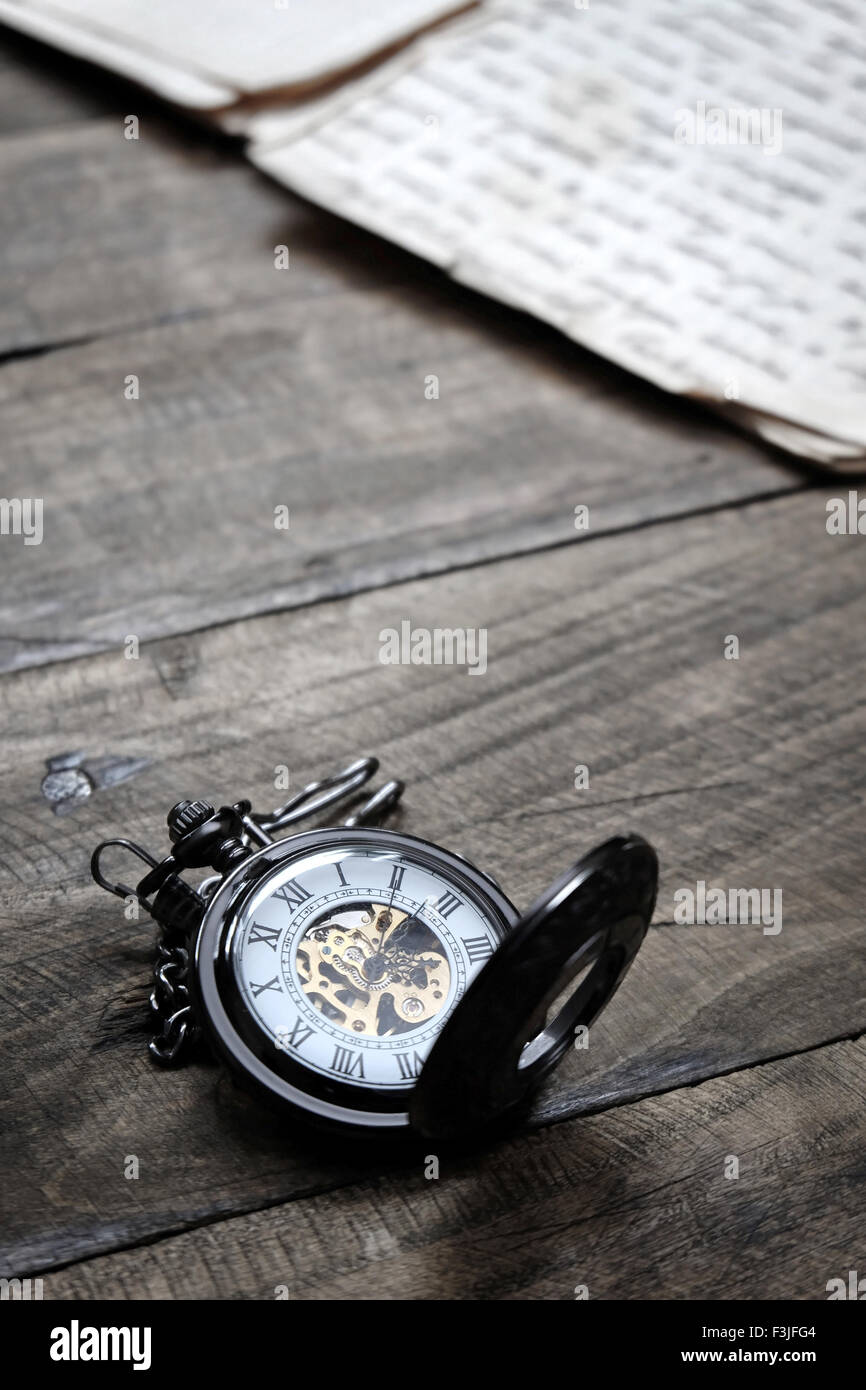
[2,0,863,464]
[0,0,476,106]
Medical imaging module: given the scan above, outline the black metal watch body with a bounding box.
[91,757,658,1141]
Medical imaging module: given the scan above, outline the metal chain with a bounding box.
[148,938,195,1065]
[146,874,221,1064]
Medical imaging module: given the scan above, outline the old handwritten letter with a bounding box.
[248,0,866,464]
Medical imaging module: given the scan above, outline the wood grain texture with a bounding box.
[0,115,319,356]
[39,1035,866,1300]
[0,27,126,134]
[1,488,863,1276]
[0,197,796,674]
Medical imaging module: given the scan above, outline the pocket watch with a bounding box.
[92,757,657,1140]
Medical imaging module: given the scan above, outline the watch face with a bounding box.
[193,828,516,1129]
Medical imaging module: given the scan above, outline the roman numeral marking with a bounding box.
[433,890,462,918]
[248,922,281,950]
[250,975,282,998]
[278,1017,314,1051]
[388,863,406,893]
[463,935,494,964]
[395,1050,424,1080]
[273,879,312,910]
[333,860,349,886]
[331,1046,365,1078]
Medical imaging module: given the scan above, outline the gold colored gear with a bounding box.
[297,903,449,1036]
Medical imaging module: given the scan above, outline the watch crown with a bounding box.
[167,799,215,842]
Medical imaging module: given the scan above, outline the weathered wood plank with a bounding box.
[0,280,795,675]
[1,489,863,1275]
[39,1035,866,1299]
[0,115,334,357]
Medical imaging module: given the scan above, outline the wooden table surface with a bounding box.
[1,31,863,1302]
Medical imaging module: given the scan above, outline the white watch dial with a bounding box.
[230,841,501,1089]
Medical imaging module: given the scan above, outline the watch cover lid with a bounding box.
[410,834,658,1140]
